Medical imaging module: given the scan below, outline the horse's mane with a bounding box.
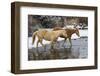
[53,27,63,31]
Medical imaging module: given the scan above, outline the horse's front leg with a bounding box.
[62,38,67,47]
[56,40,60,48]
[69,37,72,46]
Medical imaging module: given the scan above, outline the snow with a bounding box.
[28,29,88,49]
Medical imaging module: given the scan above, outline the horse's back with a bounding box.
[35,29,47,38]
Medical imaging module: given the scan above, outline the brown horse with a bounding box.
[53,27,80,46]
[32,29,67,48]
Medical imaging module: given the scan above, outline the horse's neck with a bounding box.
[58,30,65,37]
[67,29,75,37]
[71,29,76,34]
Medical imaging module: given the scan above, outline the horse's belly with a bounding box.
[60,35,65,38]
[43,32,58,41]
[43,36,51,41]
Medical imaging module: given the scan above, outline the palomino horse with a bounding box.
[32,29,67,48]
[53,27,80,46]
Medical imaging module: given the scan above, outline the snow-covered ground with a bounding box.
[28,29,88,49]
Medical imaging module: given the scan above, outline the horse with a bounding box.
[53,27,80,46]
[32,29,67,48]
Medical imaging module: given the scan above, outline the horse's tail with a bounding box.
[32,31,37,45]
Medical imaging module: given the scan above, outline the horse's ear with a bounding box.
[73,24,77,28]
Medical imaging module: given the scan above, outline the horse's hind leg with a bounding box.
[35,40,39,53]
[39,39,46,51]
[51,41,54,49]
[36,40,39,49]
[51,41,56,49]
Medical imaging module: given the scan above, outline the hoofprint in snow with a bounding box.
[28,29,88,49]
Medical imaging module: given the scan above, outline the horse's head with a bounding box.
[73,24,80,37]
[74,28,80,37]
